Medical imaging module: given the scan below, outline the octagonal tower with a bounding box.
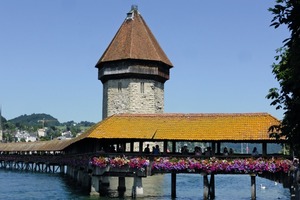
[95,6,173,119]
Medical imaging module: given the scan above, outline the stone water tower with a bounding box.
[95,6,173,119]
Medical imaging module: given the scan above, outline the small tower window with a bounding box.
[126,12,134,20]
[140,82,144,93]
[118,82,122,92]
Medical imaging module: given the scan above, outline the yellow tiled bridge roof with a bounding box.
[0,113,282,152]
[85,113,281,141]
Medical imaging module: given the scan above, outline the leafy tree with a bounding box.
[46,126,61,140]
[2,112,95,141]
[62,121,76,127]
[267,0,300,154]
[3,121,16,130]
[9,113,60,127]
[3,132,14,142]
[78,121,96,127]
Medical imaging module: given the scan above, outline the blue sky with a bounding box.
[0,1,289,123]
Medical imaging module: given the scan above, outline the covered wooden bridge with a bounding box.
[0,113,295,199]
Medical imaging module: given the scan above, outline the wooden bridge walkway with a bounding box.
[0,113,298,199]
[0,152,296,199]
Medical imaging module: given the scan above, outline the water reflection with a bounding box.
[0,170,290,200]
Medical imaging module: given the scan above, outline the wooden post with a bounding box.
[139,141,143,153]
[171,172,176,198]
[163,141,168,154]
[203,174,209,200]
[130,142,134,152]
[132,176,143,198]
[172,141,176,153]
[99,176,110,196]
[118,177,126,197]
[90,176,100,196]
[251,174,256,200]
[211,142,216,156]
[262,143,267,157]
[60,165,65,174]
[210,174,215,199]
[216,142,221,155]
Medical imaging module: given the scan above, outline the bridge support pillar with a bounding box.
[132,176,143,198]
[99,176,110,196]
[171,172,176,198]
[90,176,100,195]
[60,165,65,174]
[203,174,215,199]
[66,166,71,176]
[90,176,100,196]
[66,166,77,180]
[210,174,215,199]
[118,177,126,197]
[73,169,78,180]
[203,174,209,200]
[290,168,300,200]
[250,174,256,200]
[81,171,92,192]
[77,170,84,185]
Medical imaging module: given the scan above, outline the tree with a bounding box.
[267,0,300,154]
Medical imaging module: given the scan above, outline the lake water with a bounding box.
[0,169,290,200]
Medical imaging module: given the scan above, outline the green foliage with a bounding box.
[267,0,300,154]
[1,113,95,141]
[20,138,26,142]
[3,132,14,142]
[46,126,62,140]
[0,115,7,124]
[9,113,60,128]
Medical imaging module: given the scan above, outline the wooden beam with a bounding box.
[139,141,143,153]
[171,172,176,198]
[203,174,209,200]
[172,141,176,153]
[130,142,134,152]
[118,177,126,197]
[212,142,216,156]
[163,141,168,154]
[262,143,267,156]
[216,142,221,155]
[210,174,215,199]
[251,174,256,200]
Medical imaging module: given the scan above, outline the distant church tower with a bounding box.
[95,6,173,119]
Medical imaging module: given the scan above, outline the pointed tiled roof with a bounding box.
[95,6,173,68]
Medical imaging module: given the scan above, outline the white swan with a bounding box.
[260,184,266,189]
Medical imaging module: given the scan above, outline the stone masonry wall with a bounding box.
[102,78,164,119]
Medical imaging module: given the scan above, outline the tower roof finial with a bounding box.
[131,5,138,11]
[126,5,138,20]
